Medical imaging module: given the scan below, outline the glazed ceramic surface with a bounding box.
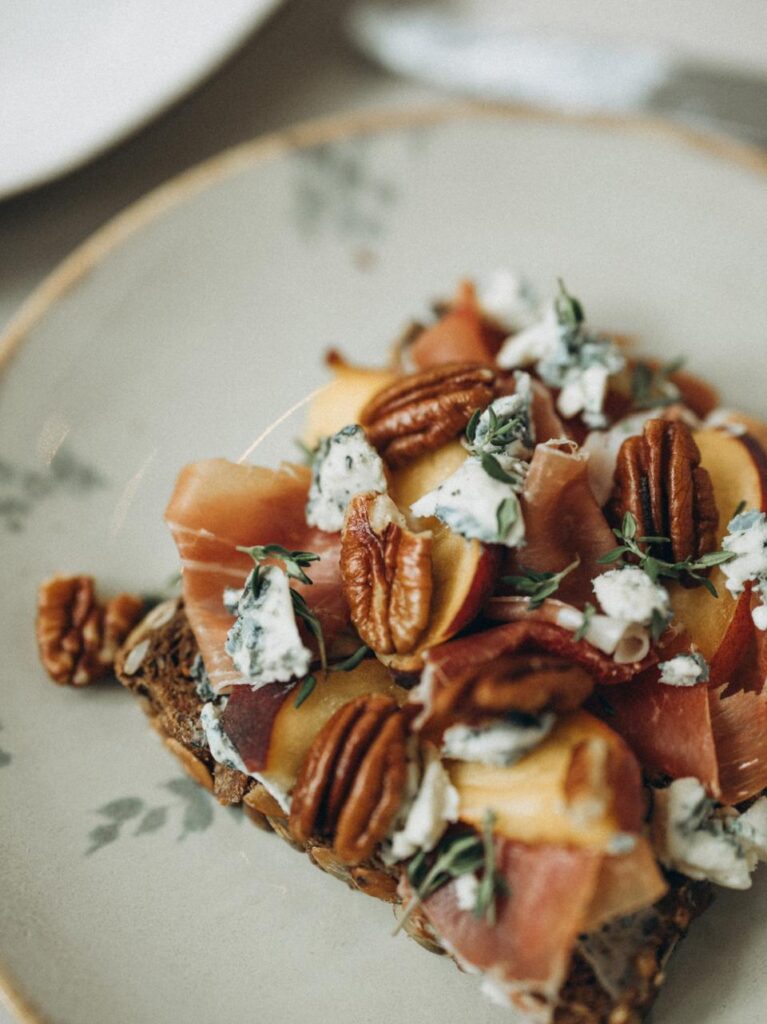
[1,108,766,1024]
[0,0,284,198]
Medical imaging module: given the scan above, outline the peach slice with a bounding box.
[221,659,404,799]
[580,837,667,931]
[304,352,396,446]
[384,440,501,672]
[669,428,767,676]
[447,711,644,851]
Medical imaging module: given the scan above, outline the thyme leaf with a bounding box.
[555,278,585,329]
[465,408,481,445]
[496,496,520,541]
[331,645,370,673]
[501,557,580,610]
[294,675,317,708]
[393,831,484,936]
[394,810,508,936]
[480,452,520,485]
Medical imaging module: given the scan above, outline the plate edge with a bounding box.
[1,100,765,380]
[0,0,286,202]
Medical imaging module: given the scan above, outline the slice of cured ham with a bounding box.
[594,672,719,794]
[424,620,656,691]
[529,381,568,446]
[420,839,603,1020]
[506,441,617,606]
[598,671,767,804]
[165,458,347,693]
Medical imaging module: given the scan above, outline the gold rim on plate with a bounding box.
[0,100,766,376]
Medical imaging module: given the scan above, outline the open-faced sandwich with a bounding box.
[36,274,767,1023]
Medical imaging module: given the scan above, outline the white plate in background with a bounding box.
[0,107,766,1024]
[0,0,285,200]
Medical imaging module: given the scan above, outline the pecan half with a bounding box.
[289,694,411,865]
[36,575,144,686]
[341,492,432,655]
[610,419,718,568]
[419,651,594,739]
[359,362,495,467]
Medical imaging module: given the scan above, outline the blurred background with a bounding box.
[1,0,766,336]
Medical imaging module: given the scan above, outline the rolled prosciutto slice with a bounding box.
[598,671,767,804]
[419,840,603,1021]
[165,458,347,693]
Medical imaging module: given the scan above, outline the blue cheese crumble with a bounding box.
[200,701,249,773]
[441,712,554,766]
[593,565,671,629]
[385,745,459,862]
[225,566,311,685]
[651,777,767,889]
[200,700,291,812]
[467,372,535,459]
[306,424,387,533]
[658,652,709,687]
[410,455,526,547]
[190,653,216,702]
[497,284,625,429]
[721,509,767,630]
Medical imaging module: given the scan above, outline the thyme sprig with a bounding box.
[237,544,331,705]
[630,357,685,410]
[474,810,510,925]
[293,644,372,708]
[596,511,736,598]
[501,557,581,610]
[466,404,530,452]
[237,544,320,586]
[394,810,508,936]
[290,589,327,671]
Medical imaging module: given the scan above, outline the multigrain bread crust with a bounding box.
[115,600,713,1024]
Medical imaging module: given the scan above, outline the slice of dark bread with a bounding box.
[115,601,713,1023]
